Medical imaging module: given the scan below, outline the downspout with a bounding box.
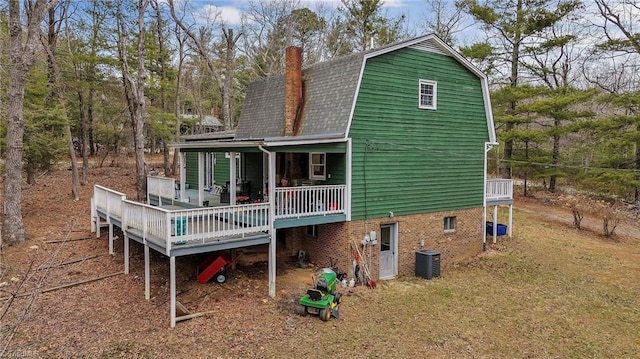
[259,145,277,298]
[482,142,493,251]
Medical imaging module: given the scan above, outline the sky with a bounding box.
[179,0,441,33]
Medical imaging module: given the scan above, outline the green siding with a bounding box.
[325,153,346,185]
[185,152,199,189]
[349,48,489,220]
[242,152,264,198]
[214,153,230,187]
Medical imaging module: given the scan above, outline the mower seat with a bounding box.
[316,277,328,293]
[307,289,323,301]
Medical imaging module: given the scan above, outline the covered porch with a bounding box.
[172,137,352,227]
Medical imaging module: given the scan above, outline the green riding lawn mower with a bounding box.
[296,268,342,321]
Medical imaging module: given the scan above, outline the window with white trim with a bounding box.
[309,153,326,180]
[419,79,437,110]
[444,216,456,232]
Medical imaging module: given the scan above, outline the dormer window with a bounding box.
[309,153,326,180]
[419,79,437,110]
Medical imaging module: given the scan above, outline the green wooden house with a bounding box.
[169,34,511,280]
[94,34,513,326]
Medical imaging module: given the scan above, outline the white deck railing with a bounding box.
[93,185,127,221]
[122,200,270,255]
[485,179,514,201]
[274,184,346,219]
[147,176,176,205]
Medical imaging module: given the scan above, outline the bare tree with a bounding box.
[42,3,80,201]
[116,0,149,201]
[3,0,59,246]
[421,0,468,45]
[168,0,240,131]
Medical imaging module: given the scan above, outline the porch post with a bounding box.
[108,222,114,255]
[492,205,498,244]
[482,206,487,251]
[144,244,150,300]
[124,234,130,274]
[91,197,96,234]
[508,203,513,237]
[230,151,237,204]
[197,152,204,206]
[179,152,186,202]
[268,150,277,297]
[96,214,101,238]
[170,256,176,328]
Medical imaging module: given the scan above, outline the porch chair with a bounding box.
[212,184,223,195]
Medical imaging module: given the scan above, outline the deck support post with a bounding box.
[170,256,176,328]
[508,204,513,237]
[482,206,487,251]
[492,205,498,244]
[96,215,101,238]
[144,244,150,300]
[109,222,114,255]
[124,234,130,274]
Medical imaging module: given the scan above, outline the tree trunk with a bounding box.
[3,0,56,246]
[117,0,148,201]
[501,0,524,180]
[46,5,80,200]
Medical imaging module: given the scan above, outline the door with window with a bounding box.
[379,223,398,279]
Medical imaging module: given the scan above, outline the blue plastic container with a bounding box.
[486,222,507,236]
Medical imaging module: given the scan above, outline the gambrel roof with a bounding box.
[234,34,496,144]
[174,34,496,149]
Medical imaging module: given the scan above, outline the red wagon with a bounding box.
[196,251,243,284]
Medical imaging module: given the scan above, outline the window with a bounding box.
[306,225,318,237]
[444,216,456,232]
[419,79,437,110]
[309,153,326,180]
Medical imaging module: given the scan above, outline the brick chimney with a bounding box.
[284,46,303,136]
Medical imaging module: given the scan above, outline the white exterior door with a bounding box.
[379,223,397,279]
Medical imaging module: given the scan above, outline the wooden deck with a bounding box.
[485,179,514,205]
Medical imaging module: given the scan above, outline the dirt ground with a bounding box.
[1,156,639,358]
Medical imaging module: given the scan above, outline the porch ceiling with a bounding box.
[170,135,348,153]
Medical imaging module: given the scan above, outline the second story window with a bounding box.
[309,153,326,180]
[419,79,437,110]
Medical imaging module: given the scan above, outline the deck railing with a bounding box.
[122,200,270,255]
[274,184,346,219]
[485,179,514,201]
[147,176,176,205]
[93,185,127,221]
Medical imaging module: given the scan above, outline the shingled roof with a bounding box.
[234,51,365,140]
[227,34,495,144]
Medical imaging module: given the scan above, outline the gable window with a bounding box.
[419,79,437,110]
[309,153,326,180]
[444,216,456,232]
